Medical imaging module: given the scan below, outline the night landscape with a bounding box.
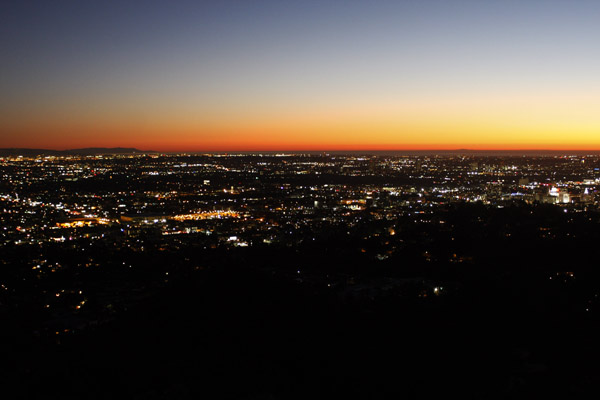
[3,1,600,399]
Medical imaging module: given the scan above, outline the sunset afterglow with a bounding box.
[2,1,600,151]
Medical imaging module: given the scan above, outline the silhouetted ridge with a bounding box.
[0,147,156,156]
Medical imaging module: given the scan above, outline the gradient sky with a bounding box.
[1,0,600,151]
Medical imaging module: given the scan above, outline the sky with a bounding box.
[1,0,600,151]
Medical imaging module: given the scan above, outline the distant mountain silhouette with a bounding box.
[2,147,599,157]
[0,147,156,156]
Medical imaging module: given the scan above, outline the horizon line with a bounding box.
[5,147,600,155]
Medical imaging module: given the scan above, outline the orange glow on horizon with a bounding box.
[4,127,600,152]
[4,122,600,152]
[3,89,600,152]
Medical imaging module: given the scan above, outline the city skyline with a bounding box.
[4,3,600,394]
[2,1,600,151]
[5,151,600,396]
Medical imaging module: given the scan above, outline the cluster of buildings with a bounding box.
[2,152,600,335]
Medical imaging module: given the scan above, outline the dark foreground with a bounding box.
[4,259,600,400]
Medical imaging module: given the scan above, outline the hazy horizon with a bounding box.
[5,146,600,157]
